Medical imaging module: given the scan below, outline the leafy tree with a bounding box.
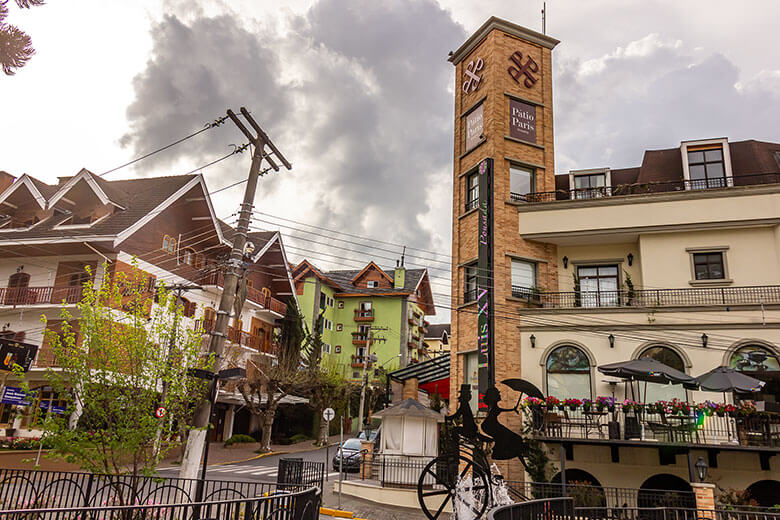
[0,0,44,75]
[33,264,211,476]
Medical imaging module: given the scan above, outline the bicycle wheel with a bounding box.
[418,454,491,520]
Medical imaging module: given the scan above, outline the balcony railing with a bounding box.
[0,286,83,306]
[198,319,278,354]
[354,309,374,322]
[351,355,372,368]
[512,284,780,308]
[532,407,780,448]
[352,333,368,345]
[519,172,780,203]
[198,271,287,315]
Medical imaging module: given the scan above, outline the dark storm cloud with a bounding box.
[121,0,465,260]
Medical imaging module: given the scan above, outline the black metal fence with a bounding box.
[489,496,574,520]
[504,482,696,510]
[276,458,325,493]
[0,485,320,520]
[0,468,318,514]
[511,285,780,309]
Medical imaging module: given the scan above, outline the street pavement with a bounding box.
[156,445,427,519]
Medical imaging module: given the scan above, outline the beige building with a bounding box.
[448,17,780,504]
[424,323,450,356]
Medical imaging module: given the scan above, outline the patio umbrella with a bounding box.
[693,366,765,393]
[598,357,698,402]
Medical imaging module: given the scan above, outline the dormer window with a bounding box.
[162,235,176,254]
[681,139,733,190]
[569,168,611,199]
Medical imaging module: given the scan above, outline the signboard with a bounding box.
[465,104,484,153]
[1,386,33,406]
[323,407,335,422]
[155,406,167,419]
[476,158,494,411]
[39,401,66,415]
[509,99,536,143]
[0,338,38,373]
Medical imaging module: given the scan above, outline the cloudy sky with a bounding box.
[3,0,780,320]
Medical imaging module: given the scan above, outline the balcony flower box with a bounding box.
[563,398,582,411]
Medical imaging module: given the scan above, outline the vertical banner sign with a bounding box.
[509,99,537,143]
[465,104,484,153]
[476,158,494,411]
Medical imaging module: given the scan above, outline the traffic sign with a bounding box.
[323,407,335,422]
[155,407,167,419]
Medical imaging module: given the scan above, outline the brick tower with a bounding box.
[448,17,559,474]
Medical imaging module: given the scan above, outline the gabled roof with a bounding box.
[424,323,450,342]
[49,168,126,210]
[292,259,341,289]
[350,261,393,284]
[0,174,50,210]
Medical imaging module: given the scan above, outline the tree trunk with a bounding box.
[259,407,276,452]
[317,407,329,446]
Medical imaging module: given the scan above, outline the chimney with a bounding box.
[402,377,419,401]
[394,266,405,289]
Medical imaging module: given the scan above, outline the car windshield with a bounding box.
[342,439,362,450]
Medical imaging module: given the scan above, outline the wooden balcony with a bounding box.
[351,354,372,369]
[0,286,83,306]
[352,333,369,346]
[198,319,278,354]
[198,271,287,315]
[354,309,374,322]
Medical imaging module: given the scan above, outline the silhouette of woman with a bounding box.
[446,384,484,443]
[480,386,530,469]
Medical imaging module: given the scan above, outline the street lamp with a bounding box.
[695,457,708,482]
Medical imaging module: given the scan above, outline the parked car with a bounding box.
[332,438,363,472]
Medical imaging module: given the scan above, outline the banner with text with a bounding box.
[509,99,536,143]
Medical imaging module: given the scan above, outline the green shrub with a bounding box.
[224,434,256,447]
[289,434,311,444]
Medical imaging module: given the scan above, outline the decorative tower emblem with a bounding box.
[507,51,538,88]
[462,57,485,93]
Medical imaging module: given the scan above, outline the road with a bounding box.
[156,445,341,481]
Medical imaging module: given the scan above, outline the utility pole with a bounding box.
[179,107,290,484]
[357,328,386,432]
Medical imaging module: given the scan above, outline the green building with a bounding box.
[292,260,436,378]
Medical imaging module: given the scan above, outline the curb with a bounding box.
[320,507,367,519]
[211,451,288,466]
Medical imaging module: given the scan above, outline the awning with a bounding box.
[388,354,450,400]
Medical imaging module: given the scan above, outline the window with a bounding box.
[730,345,780,404]
[511,259,536,298]
[577,265,619,307]
[325,319,333,331]
[466,172,479,211]
[162,235,176,254]
[545,345,591,399]
[640,346,686,402]
[356,345,366,358]
[463,352,479,412]
[336,324,343,331]
[335,345,341,354]
[322,343,331,354]
[687,147,726,189]
[319,293,326,310]
[338,301,344,309]
[693,252,725,280]
[179,298,196,318]
[572,173,607,199]
[327,296,334,307]
[510,165,534,202]
[182,248,196,266]
[367,281,378,288]
[464,263,478,302]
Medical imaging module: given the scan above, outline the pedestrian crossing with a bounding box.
[156,464,339,480]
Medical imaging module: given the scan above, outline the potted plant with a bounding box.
[546,396,561,410]
[573,273,582,307]
[582,399,593,412]
[564,398,581,411]
[623,271,636,306]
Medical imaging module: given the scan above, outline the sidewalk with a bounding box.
[162,434,343,466]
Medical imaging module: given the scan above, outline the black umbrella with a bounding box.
[694,366,765,393]
[501,378,545,399]
[598,357,697,385]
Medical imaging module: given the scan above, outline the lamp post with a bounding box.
[695,457,708,482]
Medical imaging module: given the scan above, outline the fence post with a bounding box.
[691,483,716,520]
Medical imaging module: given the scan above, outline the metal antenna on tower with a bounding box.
[542,2,546,34]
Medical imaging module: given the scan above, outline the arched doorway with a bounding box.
[729,345,780,406]
[551,469,606,508]
[745,480,780,507]
[638,474,695,508]
[638,346,687,403]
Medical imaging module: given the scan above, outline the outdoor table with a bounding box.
[582,410,608,439]
[665,415,699,443]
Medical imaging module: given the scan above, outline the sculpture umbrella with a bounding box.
[694,366,765,393]
[501,378,545,409]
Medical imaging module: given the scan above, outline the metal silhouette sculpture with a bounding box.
[417,383,534,520]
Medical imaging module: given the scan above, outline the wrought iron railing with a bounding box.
[511,285,780,309]
[504,481,696,510]
[0,286,83,306]
[519,172,780,204]
[531,407,780,448]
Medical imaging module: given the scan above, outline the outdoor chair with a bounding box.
[542,412,563,437]
[646,414,671,442]
[562,410,604,438]
[737,415,768,446]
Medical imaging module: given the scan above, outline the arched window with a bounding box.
[729,345,780,403]
[639,346,686,403]
[182,248,196,266]
[546,345,591,399]
[162,235,176,254]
